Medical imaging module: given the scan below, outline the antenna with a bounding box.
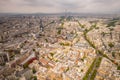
[40,19,44,32]
[65,9,67,18]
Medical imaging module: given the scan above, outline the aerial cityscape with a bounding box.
[0,0,120,80]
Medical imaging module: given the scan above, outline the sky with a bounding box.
[0,0,120,14]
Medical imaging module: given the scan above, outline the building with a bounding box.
[0,52,9,65]
[16,68,33,80]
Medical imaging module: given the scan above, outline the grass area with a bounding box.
[57,21,64,34]
[83,57,102,80]
[117,66,120,70]
[106,20,117,27]
[90,70,97,80]
[31,76,37,80]
[57,29,61,34]
[83,32,96,49]
[83,58,97,80]
[77,21,85,28]
[61,22,64,27]
[59,42,70,46]
[108,42,114,48]
[96,57,102,68]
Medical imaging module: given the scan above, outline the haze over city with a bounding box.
[0,0,120,14]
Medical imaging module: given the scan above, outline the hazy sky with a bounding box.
[0,0,120,13]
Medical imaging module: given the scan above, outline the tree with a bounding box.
[32,68,36,74]
[101,32,105,37]
[109,28,114,39]
[108,42,114,48]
